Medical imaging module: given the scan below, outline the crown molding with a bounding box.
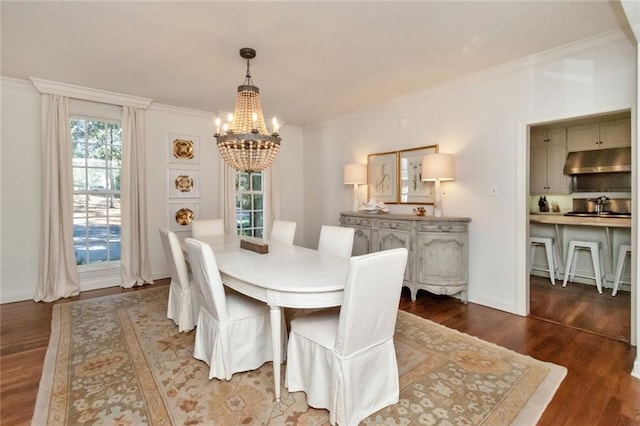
[30,78,153,109]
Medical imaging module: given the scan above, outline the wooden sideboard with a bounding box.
[339,212,471,302]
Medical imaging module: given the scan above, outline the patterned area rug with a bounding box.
[34,286,566,425]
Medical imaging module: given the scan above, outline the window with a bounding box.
[71,117,122,266]
[236,171,264,237]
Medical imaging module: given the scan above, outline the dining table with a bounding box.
[191,234,351,401]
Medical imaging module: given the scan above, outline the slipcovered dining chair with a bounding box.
[159,228,199,332]
[270,220,297,245]
[191,218,225,239]
[317,225,355,258]
[286,247,408,426]
[185,238,287,380]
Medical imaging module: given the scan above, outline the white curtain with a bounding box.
[219,160,238,235]
[120,106,153,287]
[34,94,80,302]
[264,157,281,237]
[218,157,281,236]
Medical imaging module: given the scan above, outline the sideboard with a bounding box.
[339,212,471,302]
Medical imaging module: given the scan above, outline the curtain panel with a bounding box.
[34,94,80,302]
[120,106,153,287]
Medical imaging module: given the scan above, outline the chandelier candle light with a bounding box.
[215,48,281,172]
[421,153,455,217]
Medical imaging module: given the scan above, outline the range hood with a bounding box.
[563,147,631,175]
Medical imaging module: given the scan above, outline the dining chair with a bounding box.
[158,228,199,332]
[286,247,408,426]
[184,238,287,380]
[270,220,297,245]
[317,225,355,258]
[191,218,225,239]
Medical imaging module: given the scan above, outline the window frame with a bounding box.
[71,114,123,271]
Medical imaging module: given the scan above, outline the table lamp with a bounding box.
[344,163,367,212]
[421,153,454,217]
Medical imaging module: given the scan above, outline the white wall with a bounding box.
[0,78,305,303]
[303,31,636,314]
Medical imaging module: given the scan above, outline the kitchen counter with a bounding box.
[530,213,630,228]
[530,213,631,287]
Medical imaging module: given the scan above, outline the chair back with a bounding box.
[270,220,297,245]
[185,238,229,322]
[158,228,190,290]
[335,248,408,357]
[317,225,355,258]
[192,219,225,238]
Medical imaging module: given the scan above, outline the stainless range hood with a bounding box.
[563,147,631,174]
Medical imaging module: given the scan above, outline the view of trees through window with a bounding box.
[71,118,122,266]
[236,171,264,238]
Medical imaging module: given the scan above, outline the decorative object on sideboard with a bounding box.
[214,47,281,172]
[413,206,426,216]
[359,198,390,214]
[344,163,367,212]
[421,153,454,217]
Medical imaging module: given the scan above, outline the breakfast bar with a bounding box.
[529,212,631,289]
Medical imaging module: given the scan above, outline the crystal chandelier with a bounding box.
[215,48,281,172]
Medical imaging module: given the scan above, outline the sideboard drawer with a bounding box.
[377,219,411,231]
[343,216,372,227]
[418,223,467,233]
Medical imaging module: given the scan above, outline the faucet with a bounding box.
[594,196,609,214]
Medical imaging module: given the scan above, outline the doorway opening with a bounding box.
[527,110,632,343]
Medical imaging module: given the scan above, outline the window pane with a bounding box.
[251,173,262,191]
[236,173,250,191]
[241,194,252,210]
[253,194,263,210]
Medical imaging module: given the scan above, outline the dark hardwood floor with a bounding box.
[530,274,631,343]
[2,279,639,425]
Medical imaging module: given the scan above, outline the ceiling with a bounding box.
[1,1,631,127]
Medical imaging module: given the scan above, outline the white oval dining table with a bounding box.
[190,234,350,401]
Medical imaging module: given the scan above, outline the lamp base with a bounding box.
[352,184,360,212]
[433,180,443,217]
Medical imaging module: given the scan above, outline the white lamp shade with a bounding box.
[421,153,454,181]
[344,163,367,184]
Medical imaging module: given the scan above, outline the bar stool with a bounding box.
[612,244,631,296]
[529,237,558,285]
[562,240,605,294]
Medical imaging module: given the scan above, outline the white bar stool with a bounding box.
[612,244,631,296]
[529,237,558,285]
[562,240,605,294]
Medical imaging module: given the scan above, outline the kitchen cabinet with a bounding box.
[339,212,471,302]
[567,118,630,152]
[530,128,570,195]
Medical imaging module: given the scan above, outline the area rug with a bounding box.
[33,286,566,425]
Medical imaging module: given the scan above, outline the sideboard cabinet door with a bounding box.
[415,223,468,302]
[376,218,413,282]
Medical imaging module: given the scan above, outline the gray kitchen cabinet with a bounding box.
[567,118,630,152]
[530,127,570,195]
[339,212,471,302]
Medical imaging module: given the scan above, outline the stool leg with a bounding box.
[529,244,535,275]
[612,251,627,297]
[591,246,603,294]
[570,248,580,282]
[544,241,555,285]
[562,244,575,288]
